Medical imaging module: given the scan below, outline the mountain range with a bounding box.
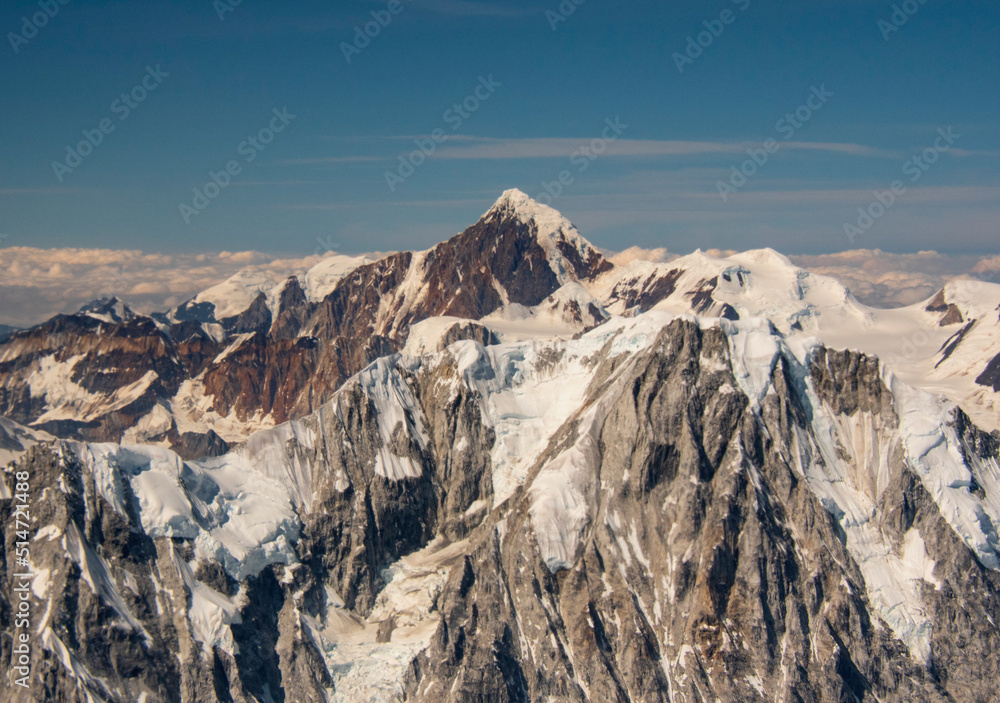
[1,189,999,702]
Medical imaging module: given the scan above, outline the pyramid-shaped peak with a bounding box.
[493,188,537,210]
[485,188,571,229]
[476,188,612,282]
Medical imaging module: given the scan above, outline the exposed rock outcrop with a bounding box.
[4,316,1000,701]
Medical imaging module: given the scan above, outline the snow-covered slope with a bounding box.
[303,253,375,302]
[1,188,998,468]
[7,308,1000,701]
[71,441,298,580]
[180,267,282,322]
[165,252,374,325]
[591,246,1000,433]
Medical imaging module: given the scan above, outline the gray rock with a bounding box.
[4,318,1000,701]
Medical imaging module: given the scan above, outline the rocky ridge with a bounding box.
[2,312,1000,701]
[1,191,999,457]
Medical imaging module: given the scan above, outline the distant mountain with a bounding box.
[76,296,137,324]
[3,189,1000,701]
[1,190,997,459]
[0,324,19,343]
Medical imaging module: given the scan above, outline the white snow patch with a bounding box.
[314,538,462,703]
[304,253,374,302]
[68,442,299,581]
[889,376,1000,570]
[170,545,242,654]
[353,356,428,481]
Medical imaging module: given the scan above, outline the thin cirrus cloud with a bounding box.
[948,148,1000,158]
[430,137,898,160]
[414,0,538,17]
[0,187,98,195]
[661,185,1000,206]
[282,155,391,165]
[284,136,898,164]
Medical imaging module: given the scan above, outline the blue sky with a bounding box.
[1,0,998,258]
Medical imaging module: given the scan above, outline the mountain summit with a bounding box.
[76,296,136,324]
[482,188,613,283]
[2,190,1000,701]
[0,189,998,451]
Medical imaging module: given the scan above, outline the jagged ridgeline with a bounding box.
[2,314,1000,702]
[2,190,997,461]
[2,191,1000,701]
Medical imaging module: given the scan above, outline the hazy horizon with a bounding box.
[1,0,997,262]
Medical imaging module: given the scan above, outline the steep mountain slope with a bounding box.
[594,249,1000,432]
[2,191,998,459]
[3,313,1000,702]
[0,191,615,455]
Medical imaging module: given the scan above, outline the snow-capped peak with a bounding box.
[937,276,1000,320]
[485,188,576,236]
[303,252,374,302]
[77,296,136,325]
[733,247,796,268]
[484,188,609,284]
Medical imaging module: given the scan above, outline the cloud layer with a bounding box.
[0,246,997,328]
[0,248,328,327]
[788,250,991,307]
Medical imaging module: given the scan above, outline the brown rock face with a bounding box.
[925,289,949,312]
[4,319,1000,701]
[440,322,501,351]
[0,203,614,451]
[606,268,684,313]
[925,289,966,326]
[977,351,1000,391]
[0,315,223,451]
